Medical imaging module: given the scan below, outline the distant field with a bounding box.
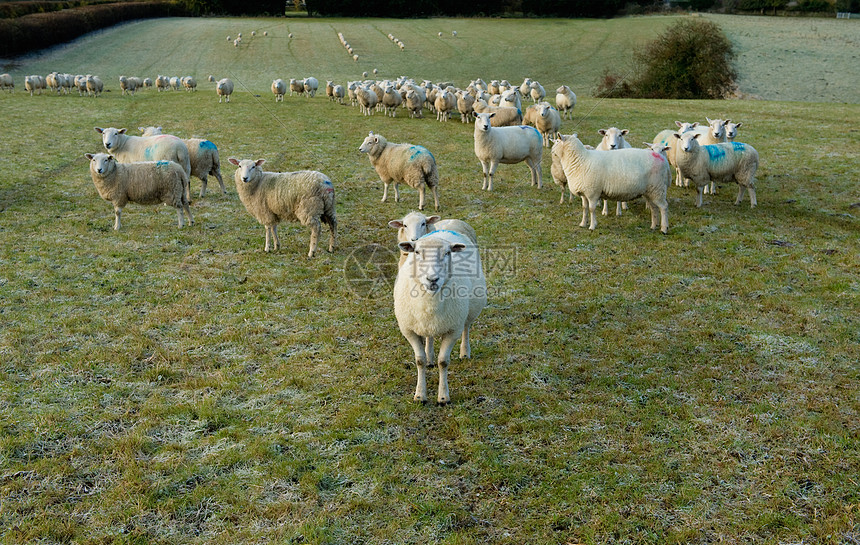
[0,14,858,545]
[4,14,859,102]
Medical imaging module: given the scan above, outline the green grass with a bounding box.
[1,15,859,545]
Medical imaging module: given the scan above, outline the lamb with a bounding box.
[216,78,234,103]
[551,133,670,233]
[473,112,543,191]
[228,158,337,257]
[0,73,13,92]
[473,99,523,127]
[272,78,286,102]
[95,127,192,199]
[138,126,226,198]
[359,132,440,211]
[382,85,403,117]
[555,85,577,120]
[303,76,319,97]
[388,211,477,267]
[673,132,759,209]
[596,127,634,216]
[85,153,192,230]
[289,78,305,97]
[394,228,486,405]
[535,103,562,147]
[726,121,743,141]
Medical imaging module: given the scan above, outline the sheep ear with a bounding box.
[228,158,240,166]
[119,128,127,134]
[674,121,683,128]
[488,112,496,119]
[692,133,700,140]
[598,129,607,136]
[94,127,103,134]
[85,153,94,160]
[427,216,441,225]
[255,159,266,167]
[691,122,699,128]
[399,241,416,253]
[450,243,467,253]
[735,122,743,128]
[673,133,682,139]
[621,129,629,136]
[706,117,713,124]
[388,220,404,229]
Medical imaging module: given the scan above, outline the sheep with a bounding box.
[263,31,268,36]
[499,89,522,111]
[119,75,136,96]
[332,84,345,105]
[555,85,577,120]
[519,78,532,97]
[289,78,304,97]
[85,153,192,230]
[182,76,197,92]
[25,75,39,96]
[473,112,543,191]
[473,100,523,127]
[456,91,476,123]
[691,118,730,195]
[0,73,13,92]
[207,75,215,83]
[382,85,403,117]
[356,85,378,116]
[726,120,743,141]
[75,75,88,96]
[535,103,562,147]
[138,126,226,198]
[46,72,60,94]
[228,158,337,257]
[325,80,335,100]
[550,136,572,204]
[86,75,103,97]
[596,127,634,216]
[272,78,286,102]
[143,77,153,89]
[529,80,546,103]
[434,89,455,122]
[652,121,699,186]
[95,127,192,200]
[673,132,759,209]
[550,133,670,233]
[522,102,542,127]
[388,211,477,268]
[169,76,181,90]
[405,89,424,119]
[303,76,319,97]
[156,75,170,92]
[394,228,486,405]
[359,132,440,211]
[216,78,234,103]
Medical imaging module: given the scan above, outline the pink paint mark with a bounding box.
[651,151,665,162]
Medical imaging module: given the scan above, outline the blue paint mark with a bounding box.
[144,147,155,160]
[199,140,217,150]
[324,180,333,186]
[409,145,432,162]
[156,160,170,168]
[705,145,726,162]
[420,229,467,241]
[731,142,746,152]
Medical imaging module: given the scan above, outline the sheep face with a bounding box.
[358,133,381,154]
[96,127,127,151]
[86,152,117,176]
[388,212,440,242]
[399,238,467,294]
[598,127,629,150]
[675,131,701,153]
[475,113,496,132]
[726,121,742,140]
[706,118,728,140]
[229,158,265,183]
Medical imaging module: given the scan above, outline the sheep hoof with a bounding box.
[413,396,428,404]
[436,400,449,407]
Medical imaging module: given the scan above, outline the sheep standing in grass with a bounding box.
[550,139,572,204]
[139,126,226,198]
[382,85,403,117]
[434,89,455,122]
[535,103,561,147]
[325,80,335,100]
[216,78,234,103]
[332,84,345,105]
[289,78,304,97]
[596,127,633,216]
[555,85,577,120]
[473,112,543,191]
[359,132,440,211]
[551,133,670,233]
[389,211,477,267]
[653,121,699,186]
[155,75,169,92]
[356,86,378,116]
[303,76,319,97]
[405,89,424,118]
[673,132,759,208]
[272,78,286,102]
[86,75,103,97]
[473,100,523,127]
[1,73,14,92]
[228,158,337,256]
[182,76,197,92]
[85,153,192,230]
[456,91,476,123]
[394,227,486,405]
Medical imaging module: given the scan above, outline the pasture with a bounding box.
[1,15,859,545]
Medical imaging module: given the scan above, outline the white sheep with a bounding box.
[473,100,523,127]
[356,85,378,116]
[303,76,319,97]
[673,132,759,209]
[473,112,543,191]
[182,76,197,92]
[529,80,546,103]
[394,228,486,404]
[551,133,670,233]
[596,127,633,216]
[1,73,14,92]
[272,78,286,102]
[85,75,103,97]
[692,118,730,194]
[169,76,181,90]
[382,85,403,117]
[138,126,226,198]
[726,120,743,141]
[550,138,572,204]
[359,132,440,211]
[143,77,153,89]
[499,89,522,111]
[405,89,424,118]
[535,103,562,147]
[388,210,477,267]
[555,85,577,120]
[325,80,335,100]
[25,75,40,96]
[228,158,337,257]
[155,75,170,92]
[216,78,234,103]
[332,84,346,105]
[85,153,192,230]
[434,89,455,122]
[456,91,476,123]
[653,121,699,186]
[519,78,532,97]
[119,75,137,96]
[289,78,305,97]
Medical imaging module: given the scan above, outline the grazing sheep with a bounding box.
[596,126,633,216]
[289,78,304,97]
[216,78,234,103]
[673,132,759,209]
[359,132,440,211]
[535,103,562,147]
[228,158,337,257]
[303,76,319,97]
[394,228,486,405]
[382,85,403,117]
[555,85,577,120]
[389,211,477,268]
[551,133,670,233]
[139,126,225,198]
[95,127,192,199]
[473,112,543,191]
[473,100,523,127]
[1,73,14,92]
[272,78,286,102]
[85,153,192,230]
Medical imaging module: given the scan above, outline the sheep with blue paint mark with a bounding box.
[388,211,478,267]
[473,112,543,191]
[95,127,191,200]
[139,126,225,197]
[673,132,759,209]
[359,132,440,211]
[228,158,337,256]
[85,153,192,230]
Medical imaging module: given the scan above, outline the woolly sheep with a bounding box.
[473,100,522,127]
[182,76,197,92]
[272,78,286,102]
[555,85,577,120]
[356,86,378,116]
[405,89,424,119]
[653,121,699,186]
[499,89,522,111]
[434,89,455,122]
[46,72,60,94]
[289,78,304,96]
[143,77,153,89]
[456,91,476,123]
[691,118,730,195]
[535,103,562,147]
[389,211,477,268]
[382,85,403,117]
[86,75,103,97]
[325,80,335,100]
[75,75,88,95]
[119,75,137,96]
[216,78,234,103]
[550,137,572,204]
[85,153,192,230]
[359,132,440,210]
[519,78,532,97]
[303,76,319,97]
[228,158,337,256]
[207,75,215,83]
[394,228,486,404]
[263,31,268,36]
[156,75,170,92]
[473,112,543,191]
[169,76,181,90]
[529,80,546,103]
[25,75,39,96]
[673,132,759,209]
[0,73,13,92]
[596,127,634,216]
[332,84,346,105]
[726,121,743,141]
[138,126,226,198]
[551,133,670,233]
[95,127,192,199]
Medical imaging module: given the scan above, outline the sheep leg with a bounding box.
[417,185,426,211]
[176,206,185,228]
[381,181,390,203]
[710,181,717,195]
[696,186,705,208]
[264,226,272,252]
[527,158,542,188]
[199,174,208,198]
[436,332,459,405]
[213,169,226,194]
[580,196,588,228]
[748,186,757,208]
[736,185,746,205]
[326,217,337,253]
[393,183,400,203]
[602,200,609,216]
[183,202,193,227]
[425,336,434,368]
[307,218,321,258]
[479,161,489,190]
[113,206,122,230]
[587,198,599,230]
[431,186,440,211]
[459,327,471,359]
[559,189,565,205]
[404,331,429,403]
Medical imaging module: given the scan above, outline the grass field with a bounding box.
[1,15,859,545]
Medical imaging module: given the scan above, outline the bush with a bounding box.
[596,18,737,100]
